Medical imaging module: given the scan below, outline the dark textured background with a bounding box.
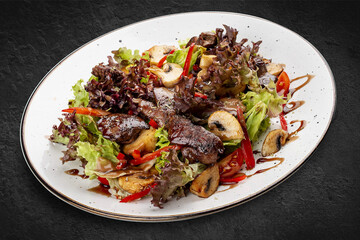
[1,0,360,239]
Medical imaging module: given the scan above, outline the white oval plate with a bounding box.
[20,12,335,222]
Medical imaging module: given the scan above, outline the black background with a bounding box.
[1,0,360,239]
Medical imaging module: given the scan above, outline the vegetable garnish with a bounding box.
[279,112,288,131]
[129,145,182,165]
[237,107,256,170]
[181,42,195,77]
[220,173,247,183]
[157,49,175,68]
[62,107,109,117]
[97,177,109,186]
[276,71,290,96]
[194,92,208,99]
[120,183,157,203]
[149,119,159,129]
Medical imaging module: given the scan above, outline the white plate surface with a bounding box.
[21,12,336,222]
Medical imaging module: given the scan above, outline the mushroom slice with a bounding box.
[261,129,289,156]
[266,62,285,76]
[190,164,220,198]
[118,168,158,194]
[149,45,177,65]
[199,54,217,69]
[208,111,244,141]
[148,63,183,88]
[123,128,157,155]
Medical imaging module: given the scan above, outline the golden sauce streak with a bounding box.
[283,101,305,115]
[88,184,111,197]
[247,157,285,178]
[65,169,89,179]
[289,74,314,96]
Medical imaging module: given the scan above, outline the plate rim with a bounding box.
[20,11,337,222]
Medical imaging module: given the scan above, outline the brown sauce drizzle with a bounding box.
[288,120,306,140]
[289,74,314,96]
[65,169,89,179]
[247,157,285,178]
[283,101,305,115]
[88,184,111,197]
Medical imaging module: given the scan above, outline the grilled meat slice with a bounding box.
[97,114,149,144]
[168,115,224,164]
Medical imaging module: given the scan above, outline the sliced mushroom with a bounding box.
[266,63,285,76]
[149,45,177,65]
[148,63,183,88]
[199,54,217,69]
[208,111,244,141]
[190,164,220,198]
[261,129,289,156]
[122,128,157,155]
[118,168,158,194]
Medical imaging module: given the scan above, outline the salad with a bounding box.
[50,25,292,208]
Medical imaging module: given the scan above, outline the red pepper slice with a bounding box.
[120,183,157,203]
[149,119,159,129]
[157,49,175,68]
[276,71,290,96]
[220,173,247,183]
[62,107,109,117]
[132,149,141,159]
[127,109,134,115]
[116,153,127,169]
[194,92,208,99]
[129,145,182,165]
[181,43,195,77]
[97,177,109,186]
[237,107,256,170]
[279,112,288,131]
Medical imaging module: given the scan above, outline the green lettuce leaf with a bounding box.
[50,129,69,145]
[113,47,141,65]
[223,139,242,155]
[167,45,205,72]
[245,101,268,142]
[68,79,89,108]
[154,126,170,149]
[241,88,286,117]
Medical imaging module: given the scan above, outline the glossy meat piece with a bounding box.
[137,99,175,127]
[168,115,224,164]
[97,114,149,144]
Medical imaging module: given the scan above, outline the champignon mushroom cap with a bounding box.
[190,164,220,198]
[208,111,244,141]
[261,129,289,157]
[148,63,183,88]
[148,45,177,65]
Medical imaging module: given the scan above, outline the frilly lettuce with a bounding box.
[167,45,205,72]
[68,79,89,108]
[154,126,170,149]
[241,88,285,142]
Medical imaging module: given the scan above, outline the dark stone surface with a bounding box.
[1,0,359,239]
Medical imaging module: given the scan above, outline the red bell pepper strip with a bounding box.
[62,107,109,117]
[276,71,290,131]
[132,149,141,159]
[116,152,127,169]
[279,112,288,131]
[129,145,182,165]
[194,92,208,99]
[181,43,195,77]
[220,173,247,183]
[157,49,175,68]
[97,177,109,186]
[237,107,256,170]
[276,71,290,96]
[120,183,157,203]
[149,119,159,129]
